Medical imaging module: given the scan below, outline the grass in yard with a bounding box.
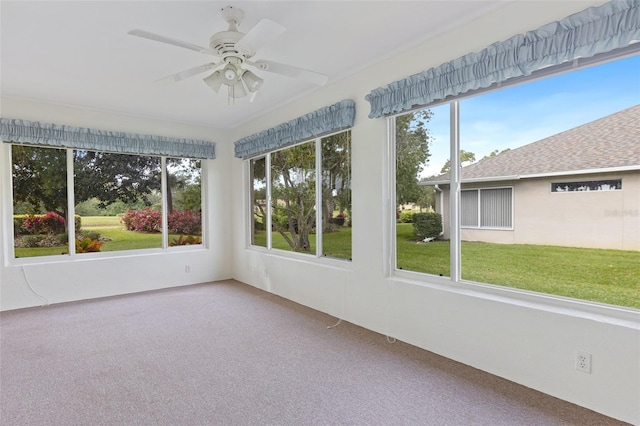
[253,227,352,260]
[396,223,640,309]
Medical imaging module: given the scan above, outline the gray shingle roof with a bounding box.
[424,104,640,183]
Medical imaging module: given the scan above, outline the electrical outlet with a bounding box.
[185,265,191,273]
[576,350,592,373]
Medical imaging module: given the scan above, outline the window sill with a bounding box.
[391,269,640,329]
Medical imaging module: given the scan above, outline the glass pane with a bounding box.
[250,157,267,247]
[321,131,351,260]
[74,150,162,253]
[396,105,450,277]
[270,142,316,254]
[458,54,640,309]
[461,190,479,227]
[166,158,202,247]
[12,145,69,258]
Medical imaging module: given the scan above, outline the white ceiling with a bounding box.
[1,1,509,130]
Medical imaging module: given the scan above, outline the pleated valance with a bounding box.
[366,0,640,118]
[234,99,355,159]
[0,118,216,159]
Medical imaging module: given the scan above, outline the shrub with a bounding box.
[81,231,102,241]
[399,210,414,223]
[121,208,161,233]
[331,213,345,226]
[168,209,201,235]
[412,212,443,241]
[55,233,69,245]
[169,235,202,246]
[75,238,104,253]
[20,235,43,248]
[17,212,65,235]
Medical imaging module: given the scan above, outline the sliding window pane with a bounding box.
[74,150,162,253]
[166,158,202,247]
[396,105,449,277]
[250,157,267,247]
[12,145,69,258]
[458,55,640,308]
[321,131,351,260]
[270,142,316,254]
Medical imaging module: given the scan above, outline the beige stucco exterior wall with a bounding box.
[435,171,639,250]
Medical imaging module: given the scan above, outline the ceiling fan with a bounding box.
[128,6,329,102]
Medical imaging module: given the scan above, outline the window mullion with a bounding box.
[161,157,168,249]
[450,101,461,282]
[266,154,272,250]
[66,149,76,256]
[315,137,322,258]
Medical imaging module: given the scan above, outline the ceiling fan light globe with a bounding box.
[224,68,237,81]
[203,70,224,93]
[241,70,264,93]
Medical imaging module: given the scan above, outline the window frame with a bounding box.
[389,50,640,312]
[245,129,352,263]
[4,142,207,266]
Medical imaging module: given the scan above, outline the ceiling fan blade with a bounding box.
[128,29,220,56]
[236,19,285,53]
[248,60,328,86]
[156,63,221,84]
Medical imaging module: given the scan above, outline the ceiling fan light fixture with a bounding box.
[241,70,263,93]
[203,70,224,93]
[229,80,247,99]
[223,66,237,81]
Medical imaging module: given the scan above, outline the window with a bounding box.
[394,54,640,309]
[250,157,267,247]
[395,104,450,276]
[11,145,203,259]
[249,130,351,261]
[12,145,69,258]
[461,188,513,229]
[551,179,622,192]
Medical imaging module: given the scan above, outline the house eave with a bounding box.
[420,165,640,186]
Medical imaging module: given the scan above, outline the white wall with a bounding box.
[0,98,233,310]
[229,1,639,424]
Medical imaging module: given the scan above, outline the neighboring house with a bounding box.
[423,104,640,251]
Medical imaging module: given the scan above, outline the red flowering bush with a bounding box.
[22,212,66,234]
[168,209,201,235]
[121,208,161,233]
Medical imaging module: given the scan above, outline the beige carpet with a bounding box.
[0,280,627,425]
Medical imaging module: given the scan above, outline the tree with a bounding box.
[396,110,433,206]
[440,150,476,173]
[73,150,161,209]
[271,143,317,252]
[12,145,67,216]
[12,148,205,216]
[321,132,351,231]
[481,148,510,160]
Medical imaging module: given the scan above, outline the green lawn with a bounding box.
[253,227,352,260]
[396,223,640,309]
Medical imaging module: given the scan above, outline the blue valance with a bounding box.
[366,0,640,118]
[234,99,356,158]
[0,118,216,159]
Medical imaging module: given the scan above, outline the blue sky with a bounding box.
[421,54,640,177]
